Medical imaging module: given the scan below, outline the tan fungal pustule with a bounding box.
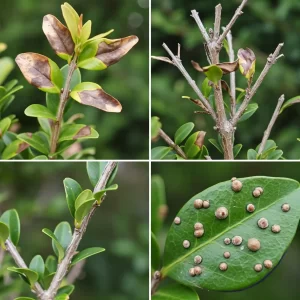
[281,203,290,212]
[257,217,269,229]
[194,266,202,275]
[264,260,273,269]
[219,262,228,271]
[194,229,204,238]
[203,200,210,208]
[174,217,181,225]
[271,224,281,233]
[194,255,202,264]
[194,199,203,209]
[224,237,231,245]
[194,222,203,230]
[183,240,190,248]
[254,264,263,272]
[246,203,255,213]
[231,179,243,192]
[189,267,196,277]
[253,187,263,198]
[215,207,229,219]
[247,238,261,252]
[232,236,243,246]
[223,251,231,259]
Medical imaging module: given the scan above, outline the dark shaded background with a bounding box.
[0,0,149,159]
[152,0,300,159]
[152,161,300,299]
[0,162,149,300]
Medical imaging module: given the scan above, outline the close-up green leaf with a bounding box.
[0,209,20,246]
[71,247,105,266]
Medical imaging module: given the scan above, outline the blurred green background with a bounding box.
[152,0,300,159]
[0,0,149,159]
[0,162,149,300]
[152,161,300,299]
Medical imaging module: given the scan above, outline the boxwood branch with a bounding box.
[49,54,78,157]
[257,94,285,155]
[41,162,117,300]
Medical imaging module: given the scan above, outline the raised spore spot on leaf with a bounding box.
[231,179,242,192]
[215,207,228,219]
[194,199,203,209]
[219,262,228,271]
[257,218,269,229]
[264,260,273,269]
[183,240,190,249]
[232,236,243,246]
[194,229,204,238]
[253,187,263,198]
[223,251,231,259]
[246,203,255,213]
[189,267,195,277]
[247,238,261,252]
[224,237,231,245]
[271,224,281,233]
[174,217,181,225]
[194,266,202,275]
[194,255,202,264]
[281,203,290,212]
[194,222,203,230]
[203,200,210,208]
[254,264,263,272]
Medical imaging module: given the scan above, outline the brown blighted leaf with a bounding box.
[42,14,75,59]
[15,53,62,93]
[96,35,139,67]
[17,142,30,154]
[151,56,174,65]
[73,125,91,139]
[237,48,256,79]
[191,60,239,75]
[195,131,206,148]
[70,82,122,113]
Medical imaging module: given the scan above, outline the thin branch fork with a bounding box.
[159,128,187,159]
[231,43,284,126]
[257,94,285,155]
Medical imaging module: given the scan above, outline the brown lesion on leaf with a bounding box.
[96,35,139,67]
[43,14,75,56]
[26,132,33,138]
[15,53,54,88]
[195,131,206,148]
[191,59,239,75]
[73,126,91,139]
[17,142,30,154]
[78,89,122,112]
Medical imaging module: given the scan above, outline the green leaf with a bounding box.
[64,178,83,218]
[7,267,38,287]
[238,103,258,123]
[233,144,242,158]
[203,65,223,85]
[0,209,20,246]
[201,78,212,98]
[61,2,80,43]
[55,293,69,300]
[53,222,72,256]
[17,132,49,155]
[162,176,300,291]
[58,124,99,142]
[151,175,167,236]
[151,116,162,140]
[25,104,57,120]
[42,228,65,262]
[29,255,45,280]
[184,132,203,158]
[45,255,57,274]
[1,139,29,160]
[74,190,95,226]
[0,57,14,85]
[153,283,199,300]
[86,161,118,189]
[38,118,52,135]
[71,247,105,266]
[15,298,35,300]
[280,96,300,113]
[151,146,172,160]
[81,21,92,43]
[0,222,9,248]
[32,155,48,160]
[174,122,194,145]
[57,285,75,296]
[151,232,160,271]
[247,149,258,160]
[93,184,119,201]
[266,150,283,160]
[236,89,246,103]
[0,117,11,137]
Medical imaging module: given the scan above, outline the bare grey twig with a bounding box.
[190,10,210,43]
[214,4,222,39]
[257,95,285,155]
[159,129,187,159]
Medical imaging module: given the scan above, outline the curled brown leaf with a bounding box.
[237,48,256,79]
[191,60,239,75]
[195,131,206,148]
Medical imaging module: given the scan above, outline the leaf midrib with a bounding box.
[162,185,299,275]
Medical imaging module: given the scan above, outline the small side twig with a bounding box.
[232,43,284,126]
[5,239,44,296]
[151,271,162,295]
[257,94,285,155]
[214,4,222,39]
[159,129,187,159]
[190,10,210,43]
[162,43,217,121]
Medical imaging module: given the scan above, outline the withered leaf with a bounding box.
[237,48,256,79]
[73,125,91,139]
[191,59,239,75]
[43,14,75,59]
[195,131,206,148]
[15,53,61,93]
[17,142,30,154]
[151,56,174,65]
[96,35,139,67]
